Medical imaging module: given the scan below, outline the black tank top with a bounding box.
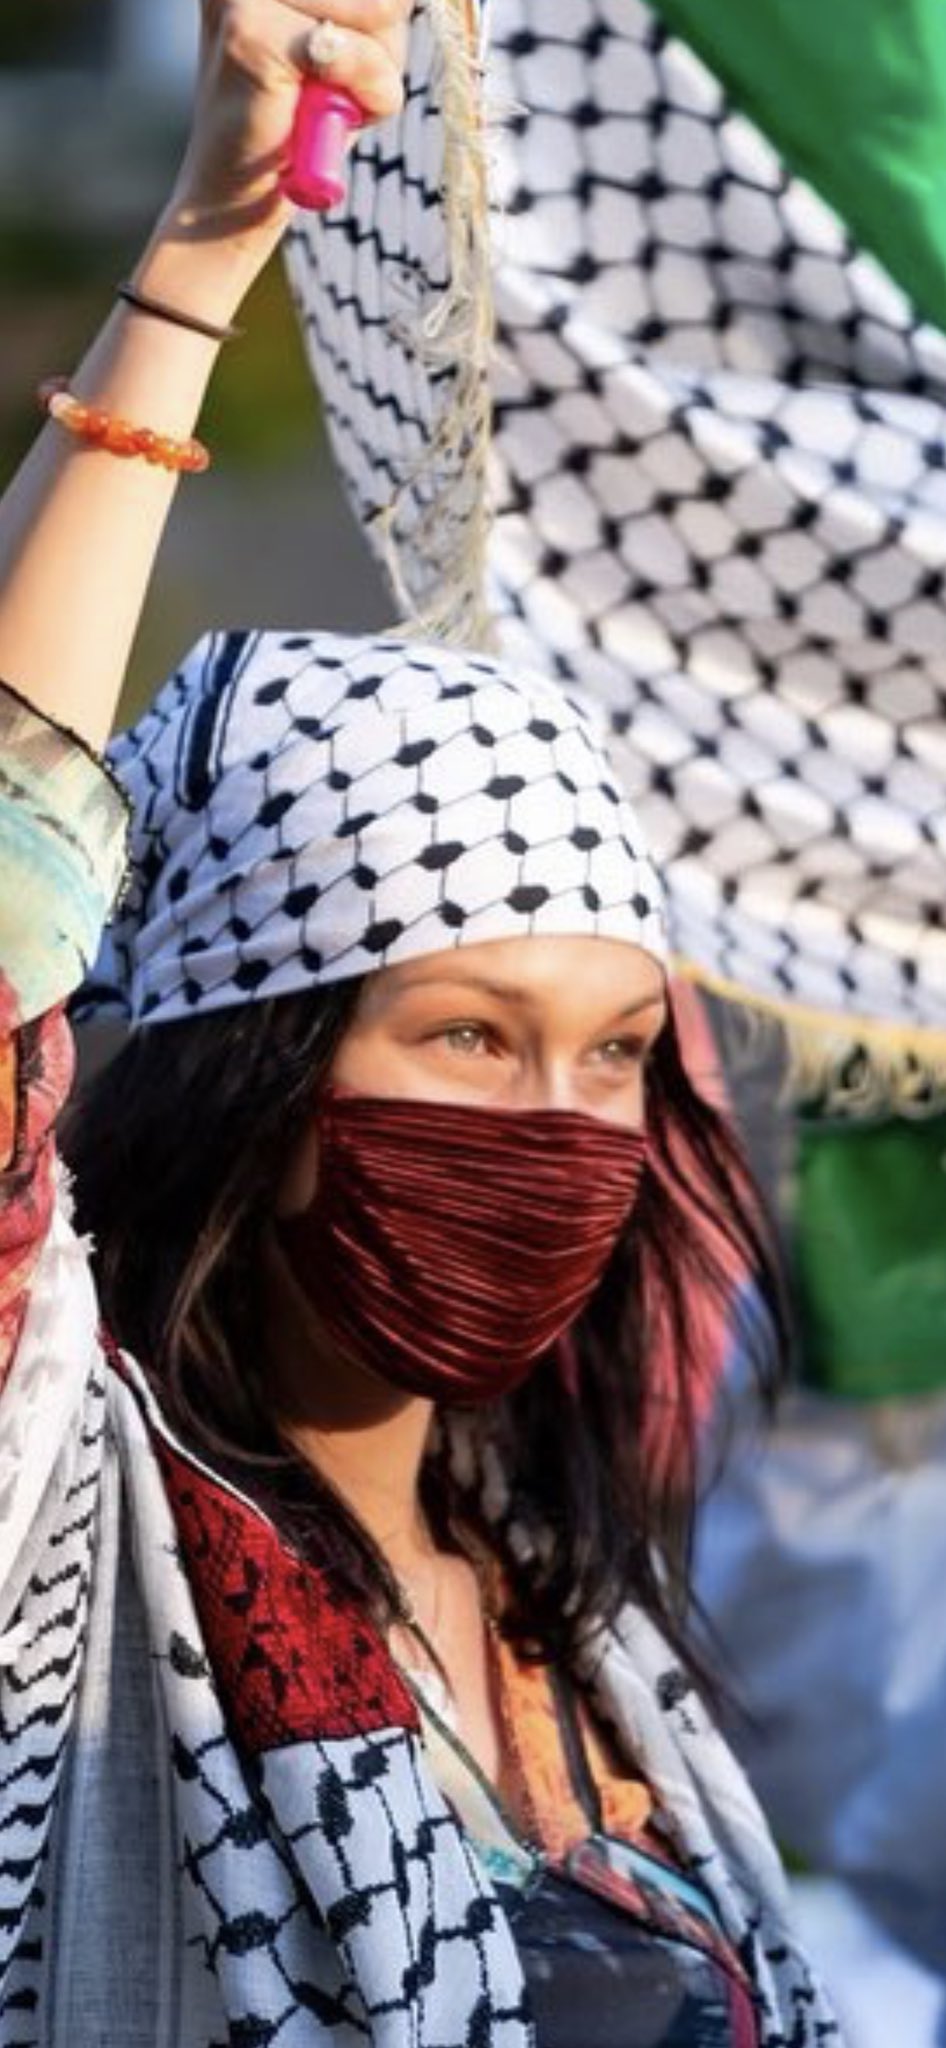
[499,1676,759,2048]
[499,1834,758,2048]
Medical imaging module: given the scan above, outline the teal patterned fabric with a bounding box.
[0,681,127,1025]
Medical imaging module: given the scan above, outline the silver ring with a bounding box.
[306,19,347,77]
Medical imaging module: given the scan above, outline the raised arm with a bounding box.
[0,0,407,752]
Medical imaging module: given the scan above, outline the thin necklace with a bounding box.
[393,1582,454,1698]
[392,1532,496,1686]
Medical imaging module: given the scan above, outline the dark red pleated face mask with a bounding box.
[277,1090,649,1404]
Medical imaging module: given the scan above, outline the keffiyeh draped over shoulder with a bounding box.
[285,0,946,1108]
[1,1236,839,2048]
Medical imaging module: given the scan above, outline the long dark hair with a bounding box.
[65,984,783,1669]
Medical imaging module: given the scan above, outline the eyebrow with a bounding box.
[387,974,667,1019]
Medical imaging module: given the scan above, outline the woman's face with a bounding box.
[272,935,666,1409]
[331,933,665,1124]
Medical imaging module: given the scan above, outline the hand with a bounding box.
[167,0,410,242]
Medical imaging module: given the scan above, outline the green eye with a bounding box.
[443,1024,487,1054]
[596,1037,640,1064]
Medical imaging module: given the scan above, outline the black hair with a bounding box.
[65,983,783,1669]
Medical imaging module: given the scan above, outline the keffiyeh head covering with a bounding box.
[81,628,666,1026]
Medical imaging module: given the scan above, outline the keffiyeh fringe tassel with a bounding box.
[375,0,497,650]
[683,962,946,1121]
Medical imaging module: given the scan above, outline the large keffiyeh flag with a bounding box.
[286,0,946,1107]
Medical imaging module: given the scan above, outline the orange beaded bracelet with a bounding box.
[38,377,210,474]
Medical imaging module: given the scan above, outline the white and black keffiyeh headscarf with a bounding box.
[80,628,666,1025]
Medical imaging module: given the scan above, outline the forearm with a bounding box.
[0,215,275,754]
[0,0,408,756]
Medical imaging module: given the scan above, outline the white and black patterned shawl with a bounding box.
[286,0,946,1104]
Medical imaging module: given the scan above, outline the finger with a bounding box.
[282,0,411,39]
[293,17,405,119]
[208,0,406,122]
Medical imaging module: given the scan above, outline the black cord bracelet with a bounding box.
[117,282,244,345]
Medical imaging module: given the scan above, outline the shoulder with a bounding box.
[0,679,129,1025]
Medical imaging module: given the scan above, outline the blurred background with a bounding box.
[0,0,386,725]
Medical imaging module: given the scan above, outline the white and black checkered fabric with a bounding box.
[284,0,481,631]
[287,0,946,1039]
[0,1335,840,2047]
[0,1364,105,2034]
[81,628,665,1026]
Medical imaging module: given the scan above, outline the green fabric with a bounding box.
[650,0,946,336]
[793,1113,946,1400]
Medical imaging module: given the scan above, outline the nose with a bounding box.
[505,1055,646,1130]
[510,1060,582,1115]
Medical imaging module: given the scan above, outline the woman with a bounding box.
[0,3,837,2042]
[287,5,946,2023]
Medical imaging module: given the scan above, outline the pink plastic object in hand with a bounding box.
[282,80,364,210]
